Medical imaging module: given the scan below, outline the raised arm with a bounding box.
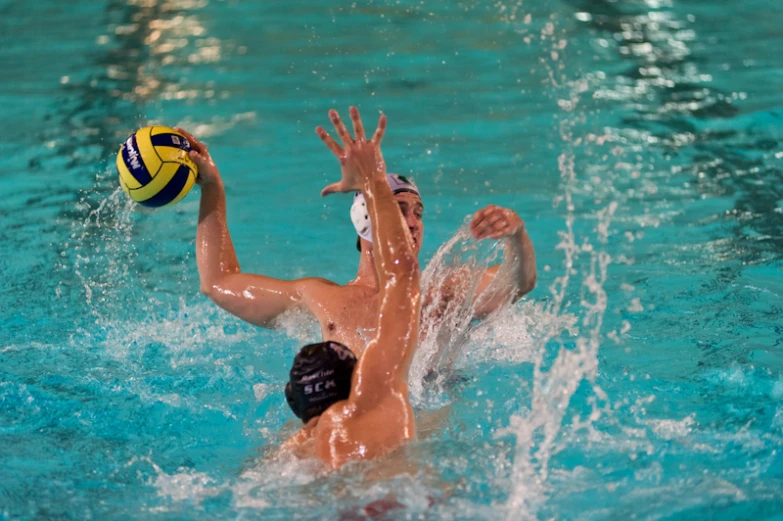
[469,204,536,318]
[177,128,327,327]
[317,108,421,407]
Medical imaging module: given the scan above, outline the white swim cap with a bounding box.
[350,174,421,243]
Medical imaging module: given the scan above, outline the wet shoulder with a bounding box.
[300,278,375,300]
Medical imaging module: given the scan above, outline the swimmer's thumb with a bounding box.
[320,182,342,197]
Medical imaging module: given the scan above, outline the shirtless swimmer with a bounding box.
[177,109,536,355]
[277,108,421,468]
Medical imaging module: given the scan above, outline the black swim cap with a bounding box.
[285,341,357,423]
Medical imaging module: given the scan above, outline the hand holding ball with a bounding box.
[116,126,198,207]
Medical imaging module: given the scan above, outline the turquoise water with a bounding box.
[2,0,782,519]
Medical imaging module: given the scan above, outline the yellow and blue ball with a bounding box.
[116,126,198,207]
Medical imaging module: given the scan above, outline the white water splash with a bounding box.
[153,466,222,505]
[126,456,225,510]
[500,197,617,519]
[233,451,324,510]
[498,60,620,516]
[59,182,137,314]
[465,300,578,367]
[407,219,575,409]
[409,223,504,403]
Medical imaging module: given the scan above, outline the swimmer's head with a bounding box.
[351,174,424,253]
[285,341,357,423]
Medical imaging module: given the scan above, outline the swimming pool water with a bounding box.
[1,0,782,519]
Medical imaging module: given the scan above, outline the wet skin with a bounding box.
[180,106,536,468]
[284,107,421,468]
[177,108,534,355]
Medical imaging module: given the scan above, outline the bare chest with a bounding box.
[303,282,454,355]
[306,286,381,352]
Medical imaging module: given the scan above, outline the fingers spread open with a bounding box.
[371,114,387,144]
[350,106,366,141]
[316,126,344,158]
[329,109,354,146]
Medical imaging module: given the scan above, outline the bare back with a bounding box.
[311,389,415,467]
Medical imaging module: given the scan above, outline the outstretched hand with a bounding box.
[174,127,221,186]
[317,107,387,196]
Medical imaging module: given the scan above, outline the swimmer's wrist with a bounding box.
[360,168,386,190]
[198,175,223,190]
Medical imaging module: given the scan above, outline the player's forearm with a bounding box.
[362,173,418,282]
[473,225,536,318]
[196,179,241,295]
[507,224,536,296]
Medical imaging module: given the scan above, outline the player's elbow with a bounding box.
[522,273,537,295]
[515,272,536,300]
[199,273,234,300]
[200,279,228,301]
[200,282,216,299]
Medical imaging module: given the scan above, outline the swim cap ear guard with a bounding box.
[350,196,371,242]
[350,173,421,244]
[285,341,357,423]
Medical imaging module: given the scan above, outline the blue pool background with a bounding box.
[1,0,782,519]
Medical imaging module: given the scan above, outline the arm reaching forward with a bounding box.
[317,108,421,411]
